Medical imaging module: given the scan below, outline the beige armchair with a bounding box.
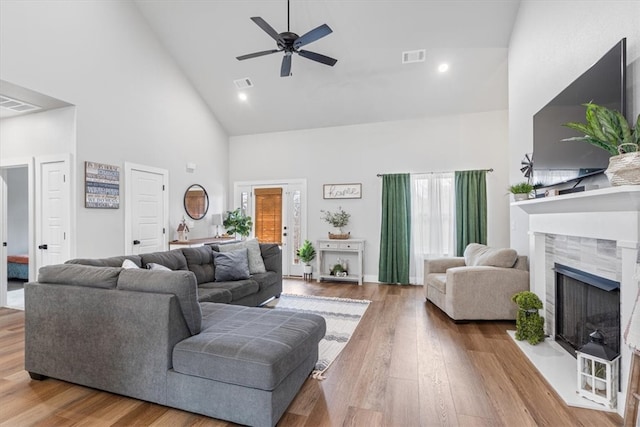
[423,244,530,321]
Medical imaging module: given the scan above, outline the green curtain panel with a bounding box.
[454,170,487,256]
[378,173,411,284]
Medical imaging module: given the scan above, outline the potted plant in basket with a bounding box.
[296,240,316,275]
[223,208,253,239]
[508,182,534,201]
[562,102,640,185]
[321,206,351,239]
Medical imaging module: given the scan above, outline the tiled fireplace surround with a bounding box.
[516,186,640,416]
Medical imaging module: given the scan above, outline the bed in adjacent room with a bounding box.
[7,254,29,280]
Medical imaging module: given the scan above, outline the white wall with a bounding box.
[0,1,229,257]
[508,1,640,254]
[6,167,28,255]
[230,111,510,282]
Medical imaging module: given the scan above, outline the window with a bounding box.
[410,172,455,284]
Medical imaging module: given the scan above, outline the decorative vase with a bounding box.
[303,264,313,274]
[605,143,640,186]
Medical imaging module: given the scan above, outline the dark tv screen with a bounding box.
[533,38,626,186]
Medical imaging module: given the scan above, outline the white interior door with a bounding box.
[125,163,168,255]
[0,170,6,307]
[36,157,71,268]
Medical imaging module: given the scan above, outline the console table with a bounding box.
[316,239,364,285]
[169,236,235,250]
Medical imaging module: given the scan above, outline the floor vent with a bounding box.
[233,78,254,89]
[402,49,426,64]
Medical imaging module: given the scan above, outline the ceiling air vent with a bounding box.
[402,49,426,64]
[0,95,41,113]
[233,78,254,89]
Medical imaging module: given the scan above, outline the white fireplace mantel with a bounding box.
[515,185,640,416]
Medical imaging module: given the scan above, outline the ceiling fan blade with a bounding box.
[281,55,292,77]
[236,49,280,61]
[250,17,282,43]
[294,24,333,49]
[520,166,529,173]
[298,50,337,66]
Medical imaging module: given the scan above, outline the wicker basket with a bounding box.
[605,143,640,186]
[328,232,350,240]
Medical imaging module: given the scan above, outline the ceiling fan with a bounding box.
[236,0,337,77]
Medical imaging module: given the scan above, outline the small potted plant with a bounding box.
[321,206,351,239]
[563,102,640,185]
[508,182,534,201]
[296,240,316,275]
[223,208,253,239]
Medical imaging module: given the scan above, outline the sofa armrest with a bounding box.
[424,257,466,276]
[444,266,530,320]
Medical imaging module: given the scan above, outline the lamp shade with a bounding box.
[211,213,223,226]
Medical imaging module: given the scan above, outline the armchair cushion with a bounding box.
[463,243,518,268]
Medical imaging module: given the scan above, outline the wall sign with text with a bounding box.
[85,161,120,208]
[323,183,362,199]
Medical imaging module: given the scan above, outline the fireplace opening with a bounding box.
[554,263,620,357]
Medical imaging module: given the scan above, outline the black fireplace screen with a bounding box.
[555,263,620,356]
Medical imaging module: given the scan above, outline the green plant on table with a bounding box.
[321,206,350,233]
[223,208,253,238]
[562,102,639,155]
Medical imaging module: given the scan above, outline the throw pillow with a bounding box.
[212,248,251,281]
[218,238,267,274]
[122,259,140,269]
[147,262,171,271]
[464,243,518,268]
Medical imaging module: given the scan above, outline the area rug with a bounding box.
[274,293,370,379]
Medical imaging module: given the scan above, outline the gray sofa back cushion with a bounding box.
[464,243,518,268]
[140,249,188,271]
[117,269,202,335]
[39,264,122,289]
[66,255,142,268]
[181,246,215,284]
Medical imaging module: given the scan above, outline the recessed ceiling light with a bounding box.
[238,92,248,102]
[438,63,449,73]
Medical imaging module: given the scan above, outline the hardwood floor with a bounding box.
[0,278,624,426]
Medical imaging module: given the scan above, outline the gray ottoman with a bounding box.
[168,303,326,427]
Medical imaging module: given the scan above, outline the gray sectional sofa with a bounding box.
[24,243,327,427]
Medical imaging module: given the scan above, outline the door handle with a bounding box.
[38,244,48,250]
[133,240,141,245]
[2,242,6,247]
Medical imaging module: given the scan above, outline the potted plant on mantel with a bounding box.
[296,240,316,275]
[223,208,253,240]
[321,206,351,239]
[508,182,534,202]
[562,102,640,186]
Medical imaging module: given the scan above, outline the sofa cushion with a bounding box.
[182,246,215,284]
[464,243,518,268]
[121,259,140,269]
[426,273,447,294]
[218,239,267,274]
[117,269,202,335]
[66,255,142,268]
[249,271,279,290]
[172,303,326,390]
[38,264,121,289]
[212,249,251,281]
[197,287,233,303]
[200,279,259,301]
[147,262,171,271]
[140,249,188,271]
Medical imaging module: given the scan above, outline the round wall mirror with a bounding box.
[184,184,209,220]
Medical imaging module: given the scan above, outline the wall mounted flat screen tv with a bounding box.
[533,38,626,187]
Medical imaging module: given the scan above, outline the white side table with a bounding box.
[316,239,365,285]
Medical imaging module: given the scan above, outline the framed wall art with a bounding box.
[85,161,120,208]
[323,183,362,199]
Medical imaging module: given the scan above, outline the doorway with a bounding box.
[234,180,307,277]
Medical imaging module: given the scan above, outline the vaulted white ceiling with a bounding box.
[134,0,521,136]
